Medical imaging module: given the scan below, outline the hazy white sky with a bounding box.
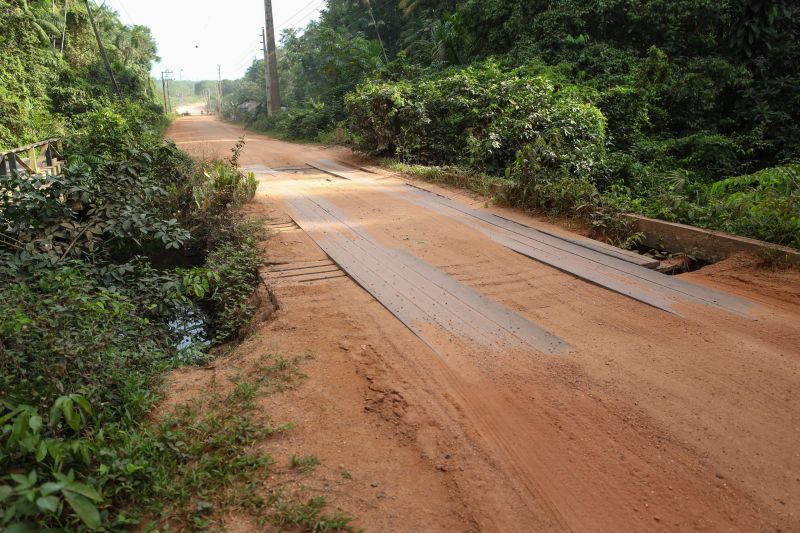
[104,0,324,81]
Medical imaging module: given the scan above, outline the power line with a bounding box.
[277,0,324,29]
[111,0,136,26]
[227,0,393,85]
[276,0,324,29]
[230,45,261,74]
[313,0,397,41]
[277,0,321,27]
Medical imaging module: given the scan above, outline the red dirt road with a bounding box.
[166,117,800,532]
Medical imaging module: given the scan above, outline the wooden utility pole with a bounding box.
[261,27,272,116]
[161,70,172,115]
[161,72,168,115]
[263,0,281,114]
[162,69,173,113]
[84,0,121,97]
[217,65,223,115]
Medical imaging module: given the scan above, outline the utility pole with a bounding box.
[162,69,173,114]
[261,27,272,116]
[166,71,173,112]
[217,65,223,115]
[84,0,121,97]
[161,72,168,115]
[263,0,281,114]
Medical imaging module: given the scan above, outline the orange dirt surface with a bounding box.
[164,116,800,532]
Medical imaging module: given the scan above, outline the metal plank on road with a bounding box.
[389,248,571,354]
[289,194,506,349]
[304,192,570,353]
[282,185,570,356]
[391,179,753,316]
[308,158,656,268]
[304,159,753,317]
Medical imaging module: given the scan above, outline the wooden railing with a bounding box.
[0,139,64,176]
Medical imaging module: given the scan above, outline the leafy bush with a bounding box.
[0,265,173,416]
[1,153,191,263]
[204,222,264,344]
[1,138,264,530]
[605,163,800,248]
[0,261,183,531]
[508,142,598,216]
[0,1,277,528]
[707,164,800,247]
[192,161,257,216]
[347,61,607,179]
[229,0,799,249]
[247,101,340,142]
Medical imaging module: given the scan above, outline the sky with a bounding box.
[103,0,324,81]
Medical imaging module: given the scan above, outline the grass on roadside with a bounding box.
[290,455,321,475]
[124,351,356,532]
[381,159,643,249]
[382,160,512,199]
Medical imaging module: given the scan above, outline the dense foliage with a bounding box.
[0,2,267,530]
[0,0,161,149]
[228,0,799,248]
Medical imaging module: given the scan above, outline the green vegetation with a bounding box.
[113,352,354,532]
[290,455,321,474]
[228,0,799,248]
[1,2,354,530]
[0,0,161,148]
[154,79,210,112]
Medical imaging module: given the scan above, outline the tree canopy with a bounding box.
[228,0,799,248]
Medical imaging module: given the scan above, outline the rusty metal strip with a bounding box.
[491,213,661,268]
[423,194,753,315]
[389,248,570,354]
[283,188,570,355]
[310,159,656,268]
[306,172,680,314]
[306,160,753,316]
[302,194,573,351]
[276,271,347,284]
